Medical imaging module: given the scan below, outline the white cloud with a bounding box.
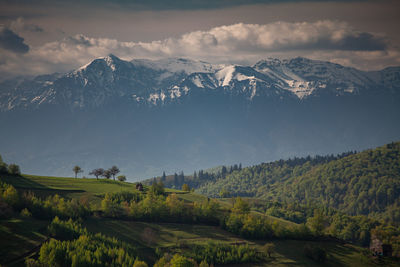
[0,20,398,78]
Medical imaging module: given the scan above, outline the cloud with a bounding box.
[0,20,397,78]
[38,21,388,59]
[10,17,44,33]
[0,26,30,53]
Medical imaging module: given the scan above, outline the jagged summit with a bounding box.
[1,56,400,178]
[0,56,399,111]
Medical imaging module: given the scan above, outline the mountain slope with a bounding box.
[1,56,399,111]
[0,55,399,178]
[195,142,400,218]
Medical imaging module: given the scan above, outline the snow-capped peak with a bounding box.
[131,57,224,75]
[75,54,121,73]
[215,65,237,86]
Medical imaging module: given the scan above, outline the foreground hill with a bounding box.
[2,174,397,266]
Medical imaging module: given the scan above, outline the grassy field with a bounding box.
[83,218,251,264]
[83,218,390,267]
[0,216,48,266]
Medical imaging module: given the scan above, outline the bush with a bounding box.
[2,184,19,207]
[133,258,148,267]
[20,208,32,217]
[117,175,127,182]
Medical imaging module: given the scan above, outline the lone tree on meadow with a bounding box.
[89,168,104,179]
[73,165,83,178]
[109,166,120,180]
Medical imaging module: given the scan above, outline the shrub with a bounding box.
[133,258,148,267]
[117,175,127,182]
[20,208,32,217]
[2,184,19,207]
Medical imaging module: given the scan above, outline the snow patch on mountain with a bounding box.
[1,55,399,111]
[131,58,223,75]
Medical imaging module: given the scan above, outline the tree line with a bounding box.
[0,154,21,176]
[72,165,126,181]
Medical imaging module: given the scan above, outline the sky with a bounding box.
[0,0,400,78]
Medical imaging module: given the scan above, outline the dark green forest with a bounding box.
[149,142,400,220]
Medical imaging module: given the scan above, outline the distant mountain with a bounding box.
[2,55,399,111]
[0,55,399,178]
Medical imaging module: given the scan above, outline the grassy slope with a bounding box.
[0,217,48,265]
[84,218,389,267]
[1,174,397,266]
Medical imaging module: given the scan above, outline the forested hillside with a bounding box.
[154,142,400,219]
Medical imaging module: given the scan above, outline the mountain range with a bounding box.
[0,55,399,179]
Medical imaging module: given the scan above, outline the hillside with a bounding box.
[153,142,400,219]
[2,173,395,266]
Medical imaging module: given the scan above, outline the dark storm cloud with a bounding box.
[273,31,388,52]
[0,0,365,11]
[0,26,29,53]
[104,0,354,10]
[338,32,387,51]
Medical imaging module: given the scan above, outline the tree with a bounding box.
[72,165,83,178]
[221,166,227,177]
[109,166,120,180]
[150,181,165,195]
[307,209,327,236]
[232,197,250,214]
[117,175,126,182]
[263,243,275,258]
[102,169,112,179]
[0,154,8,174]
[8,164,21,175]
[3,185,19,206]
[219,188,230,198]
[179,171,185,184]
[182,184,190,192]
[169,254,195,267]
[133,259,148,267]
[161,171,166,182]
[89,168,104,179]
